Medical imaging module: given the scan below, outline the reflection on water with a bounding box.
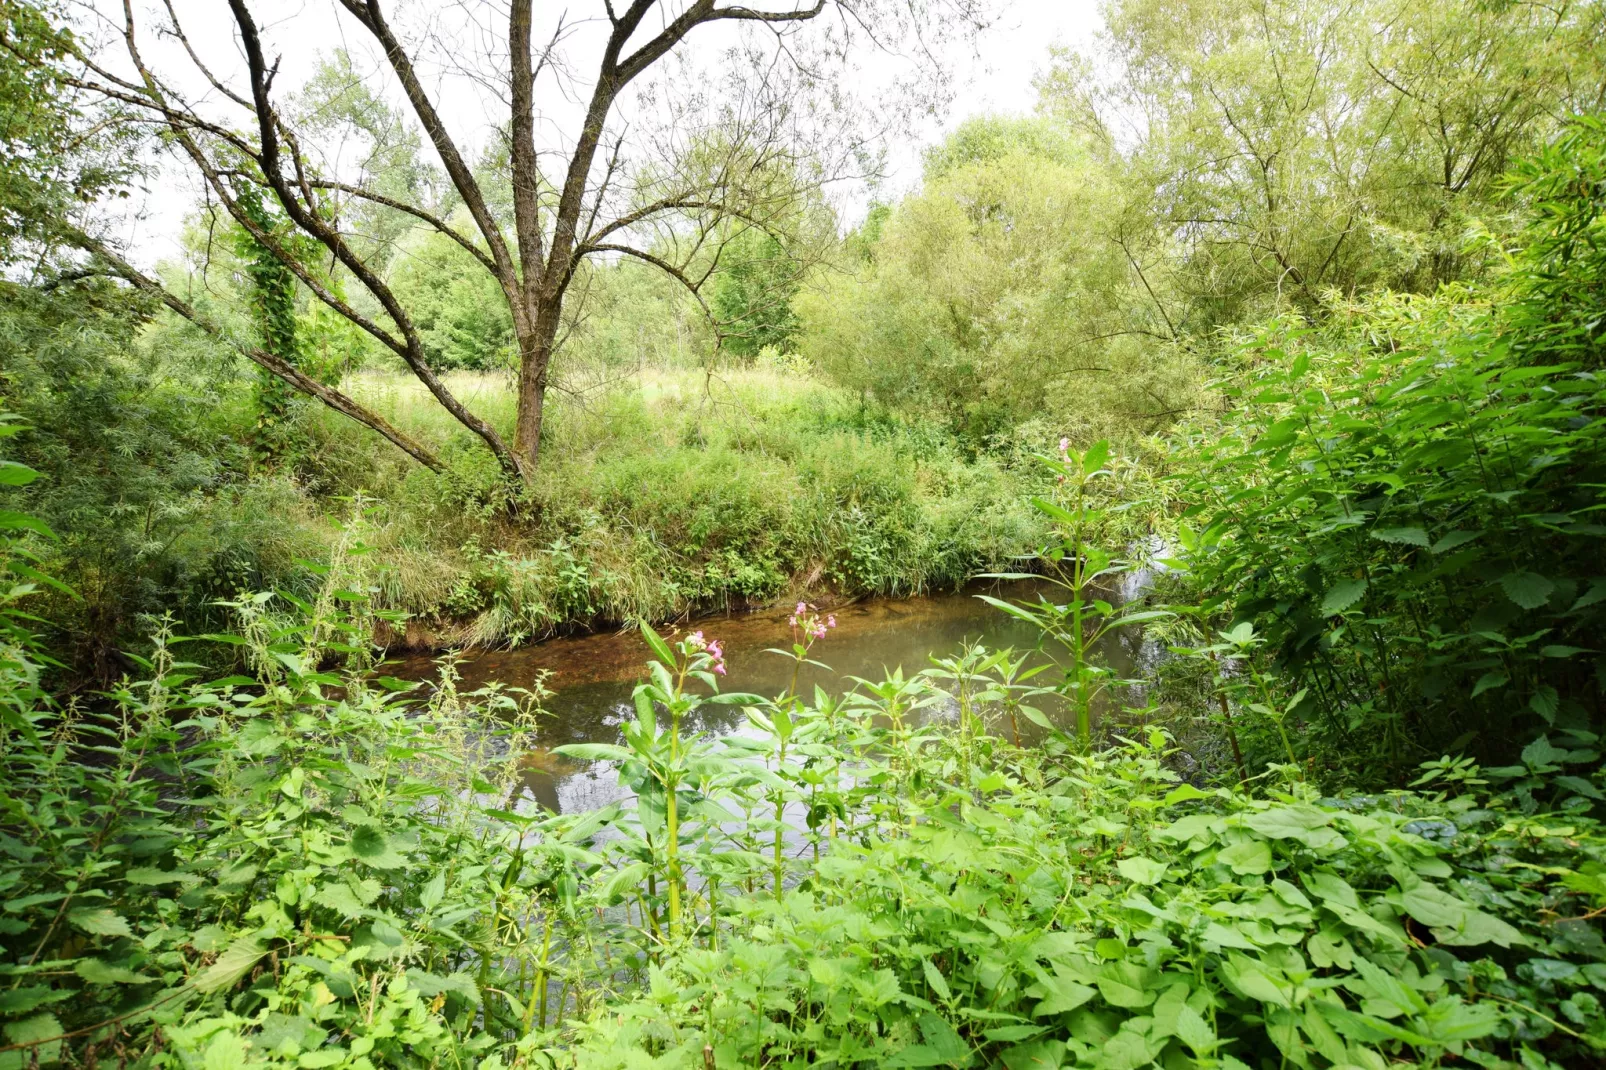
[390,578,1160,814]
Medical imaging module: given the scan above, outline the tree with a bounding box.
[37,0,983,484]
[710,226,803,359]
[1041,0,1606,329]
[0,1,133,267]
[798,115,1196,439]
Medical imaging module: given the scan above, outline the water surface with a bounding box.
[393,579,1155,813]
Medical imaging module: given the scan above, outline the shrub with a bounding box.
[1164,118,1606,783]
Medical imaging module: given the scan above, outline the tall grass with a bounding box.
[306,366,1052,647]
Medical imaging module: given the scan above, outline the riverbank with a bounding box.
[329,366,1058,650]
[10,361,1060,677]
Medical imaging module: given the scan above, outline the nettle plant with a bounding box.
[1170,296,1606,782]
[0,505,590,1067]
[554,725,1606,1069]
[1168,123,1606,783]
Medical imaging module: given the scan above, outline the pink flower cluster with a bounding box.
[788,602,837,642]
[686,630,726,675]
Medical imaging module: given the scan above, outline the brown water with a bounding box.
[391,578,1156,814]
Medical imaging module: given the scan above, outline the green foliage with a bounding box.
[0,500,555,1067]
[0,281,319,675]
[1046,0,1606,326]
[1504,116,1606,369]
[2,398,1605,1068]
[983,439,1173,744]
[798,116,1198,442]
[385,225,516,372]
[342,370,1050,645]
[233,185,311,461]
[709,228,802,359]
[1165,117,1606,783]
[546,642,1606,1069]
[0,1,134,267]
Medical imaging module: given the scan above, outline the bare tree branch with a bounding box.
[226,0,523,477]
[64,228,442,472]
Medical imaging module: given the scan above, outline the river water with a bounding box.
[392,579,1156,814]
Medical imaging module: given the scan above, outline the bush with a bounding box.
[0,281,323,676]
[340,370,1052,644]
[0,513,552,1068]
[1163,118,1606,783]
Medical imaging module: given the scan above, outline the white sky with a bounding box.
[101,0,1102,265]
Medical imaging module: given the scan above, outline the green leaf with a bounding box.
[1433,909,1527,949]
[1220,955,1290,1007]
[1244,806,1340,847]
[349,826,406,870]
[0,510,54,537]
[1161,783,1213,806]
[1175,1004,1217,1055]
[0,987,68,1015]
[3,1012,61,1047]
[1095,961,1156,1008]
[922,959,952,1002]
[552,743,633,763]
[1218,840,1272,875]
[1321,1005,1433,1047]
[1500,570,1555,609]
[314,883,368,919]
[1370,526,1429,548]
[1472,671,1509,698]
[1031,972,1094,1017]
[1430,530,1482,554]
[68,907,132,938]
[1399,881,1468,928]
[1320,577,1367,616]
[0,461,39,487]
[1421,997,1501,1042]
[1522,734,1568,770]
[1556,775,1604,800]
[195,937,266,992]
[406,970,481,1005]
[419,872,445,911]
[1116,857,1168,885]
[1304,870,1359,908]
[638,620,676,668]
[74,957,152,984]
[1082,440,1110,476]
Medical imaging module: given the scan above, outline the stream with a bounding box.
[392,578,1158,814]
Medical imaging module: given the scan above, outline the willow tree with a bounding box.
[49,0,982,482]
[1041,0,1606,328]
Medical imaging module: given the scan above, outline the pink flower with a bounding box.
[714,662,726,675]
[826,615,836,629]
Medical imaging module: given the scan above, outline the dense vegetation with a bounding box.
[2,0,1605,1066]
